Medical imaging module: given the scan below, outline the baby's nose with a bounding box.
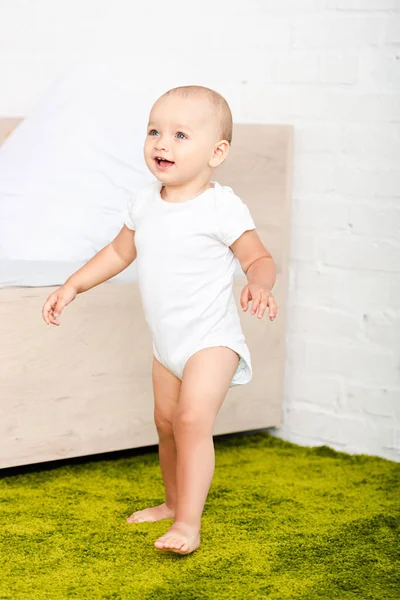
[155,135,168,151]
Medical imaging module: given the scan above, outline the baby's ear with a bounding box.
[209,140,230,168]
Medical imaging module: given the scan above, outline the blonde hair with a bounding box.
[163,85,233,144]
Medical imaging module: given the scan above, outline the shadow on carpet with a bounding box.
[1,432,399,599]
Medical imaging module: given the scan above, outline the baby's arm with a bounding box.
[230,230,278,321]
[42,225,137,326]
[66,225,137,293]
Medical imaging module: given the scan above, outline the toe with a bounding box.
[154,527,197,553]
[128,512,140,523]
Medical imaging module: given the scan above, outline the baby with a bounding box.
[42,85,278,555]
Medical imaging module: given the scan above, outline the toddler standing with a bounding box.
[42,85,278,555]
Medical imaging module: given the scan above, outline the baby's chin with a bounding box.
[152,170,179,184]
[148,164,184,186]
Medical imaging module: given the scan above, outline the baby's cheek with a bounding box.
[144,151,155,171]
[186,147,208,170]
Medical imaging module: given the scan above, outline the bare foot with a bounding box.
[126,502,174,523]
[154,522,200,555]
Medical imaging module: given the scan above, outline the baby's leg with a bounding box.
[154,346,239,554]
[127,356,181,523]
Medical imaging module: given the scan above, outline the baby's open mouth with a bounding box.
[155,157,175,170]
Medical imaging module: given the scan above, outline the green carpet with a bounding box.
[1,432,399,599]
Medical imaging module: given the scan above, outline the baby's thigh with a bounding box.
[178,347,240,425]
[152,355,182,429]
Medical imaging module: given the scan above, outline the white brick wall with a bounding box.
[1,0,399,461]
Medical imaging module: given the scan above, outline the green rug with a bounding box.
[1,432,399,599]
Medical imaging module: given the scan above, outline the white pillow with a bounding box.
[0,64,155,264]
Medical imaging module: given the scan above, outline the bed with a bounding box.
[0,118,293,469]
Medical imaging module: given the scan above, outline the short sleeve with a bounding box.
[215,186,256,246]
[124,194,137,231]
[123,182,158,230]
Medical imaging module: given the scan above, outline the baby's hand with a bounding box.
[42,283,77,326]
[240,284,278,321]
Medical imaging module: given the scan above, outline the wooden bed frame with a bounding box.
[0,118,293,469]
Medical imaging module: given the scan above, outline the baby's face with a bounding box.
[144,94,220,185]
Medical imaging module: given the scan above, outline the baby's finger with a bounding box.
[251,293,262,315]
[256,301,267,319]
[241,287,250,311]
[42,299,54,324]
[268,296,278,320]
[46,309,58,326]
[49,310,60,326]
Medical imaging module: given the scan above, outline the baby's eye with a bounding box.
[149,129,158,136]
[176,132,187,140]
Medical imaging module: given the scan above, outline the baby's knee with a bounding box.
[172,409,212,437]
[154,409,174,438]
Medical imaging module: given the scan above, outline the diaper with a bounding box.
[152,336,252,388]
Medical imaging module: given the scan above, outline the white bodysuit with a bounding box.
[124,180,256,387]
